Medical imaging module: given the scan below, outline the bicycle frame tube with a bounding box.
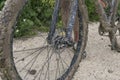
[110,0,119,26]
[108,0,115,23]
[107,0,118,24]
[47,0,60,44]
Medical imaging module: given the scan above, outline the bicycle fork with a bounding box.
[47,0,78,44]
[47,0,60,44]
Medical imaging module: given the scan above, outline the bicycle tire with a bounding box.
[0,0,88,80]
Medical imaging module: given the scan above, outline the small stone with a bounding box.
[21,58,24,61]
[28,69,37,75]
[101,38,103,40]
[108,45,111,47]
[108,69,113,73]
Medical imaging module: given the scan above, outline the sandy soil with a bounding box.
[1,22,120,80]
[73,22,120,80]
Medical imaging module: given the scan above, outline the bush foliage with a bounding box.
[14,0,55,37]
[0,0,120,37]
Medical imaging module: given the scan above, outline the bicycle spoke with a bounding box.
[34,46,54,80]
[15,47,45,63]
[18,47,46,72]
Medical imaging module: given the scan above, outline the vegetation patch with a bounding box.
[0,0,120,37]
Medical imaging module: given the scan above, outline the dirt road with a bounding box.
[73,22,120,80]
[0,23,120,80]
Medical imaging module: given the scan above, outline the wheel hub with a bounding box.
[53,36,74,49]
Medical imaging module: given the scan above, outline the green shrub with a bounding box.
[15,0,55,37]
[0,0,120,38]
[85,0,99,21]
[0,0,5,10]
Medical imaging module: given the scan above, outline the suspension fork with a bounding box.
[47,0,60,44]
[48,0,78,43]
[66,0,78,40]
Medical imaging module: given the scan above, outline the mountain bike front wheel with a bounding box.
[0,0,88,80]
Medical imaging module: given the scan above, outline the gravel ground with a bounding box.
[0,22,120,80]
